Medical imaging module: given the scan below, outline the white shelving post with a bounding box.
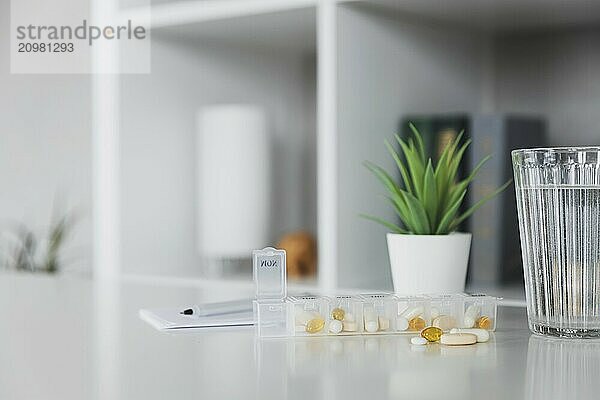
[91,0,121,280]
[317,0,338,293]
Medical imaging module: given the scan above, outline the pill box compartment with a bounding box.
[428,294,465,332]
[254,300,289,337]
[253,293,500,338]
[395,296,430,333]
[289,295,330,336]
[327,295,364,335]
[463,294,498,331]
[357,294,398,334]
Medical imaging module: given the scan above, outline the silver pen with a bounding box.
[180,299,253,317]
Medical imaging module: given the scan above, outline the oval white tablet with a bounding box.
[378,316,390,331]
[396,316,409,331]
[440,333,477,346]
[463,316,476,329]
[463,305,481,328]
[342,321,358,332]
[449,328,490,343]
[365,321,378,333]
[363,308,379,332]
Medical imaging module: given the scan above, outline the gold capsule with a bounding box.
[305,318,325,333]
[421,326,443,342]
[331,307,345,321]
[476,316,493,330]
[408,317,426,331]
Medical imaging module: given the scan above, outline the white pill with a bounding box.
[329,319,343,334]
[401,306,424,320]
[411,336,427,345]
[449,328,490,343]
[378,316,390,331]
[344,313,355,322]
[342,321,358,332]
[365,321,378,333]
[432,315,457,331]
[440,333,477,346]
[463,316,476,329]
[363,307,379,333]
[430,307,440,319]
[463,305,481,328]
[396,316,409,331]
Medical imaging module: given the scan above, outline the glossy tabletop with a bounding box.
[1,273,599,400]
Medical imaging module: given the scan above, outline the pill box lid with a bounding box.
[253,247,287,300]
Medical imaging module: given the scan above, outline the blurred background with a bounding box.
[2,0,600,300]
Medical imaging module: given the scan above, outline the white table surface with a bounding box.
[1,273,599,400]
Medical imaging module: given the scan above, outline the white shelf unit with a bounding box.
[93,0,600,292]
[94,1,329,291]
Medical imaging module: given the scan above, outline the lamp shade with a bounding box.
[196,105,271,258]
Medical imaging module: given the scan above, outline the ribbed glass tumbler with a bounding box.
[513,147,600,338]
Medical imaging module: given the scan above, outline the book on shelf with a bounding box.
[399,114,546,286]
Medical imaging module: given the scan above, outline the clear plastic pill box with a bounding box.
[428,293,466,332]
[252,247,500,338]
[462,293,498,331]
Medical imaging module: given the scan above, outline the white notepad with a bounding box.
[139,307,254,331]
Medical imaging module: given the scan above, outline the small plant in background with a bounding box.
[1,211,76,274]
[363,122,511,234]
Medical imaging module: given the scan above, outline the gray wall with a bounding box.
[495,28,600,146]
[337,5,489,289]
[0,0,92,273]
[120,37,317,275]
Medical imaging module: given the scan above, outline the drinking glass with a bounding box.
[512,147,600,338]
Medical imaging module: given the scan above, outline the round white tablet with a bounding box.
[329,319,343,334]
[411,336,428,345]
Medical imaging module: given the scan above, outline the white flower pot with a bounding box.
[387,232,472,295]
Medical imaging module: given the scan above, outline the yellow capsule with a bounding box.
[408,317,426,331]
[476,316,493,330]
[306,318,325,333]
[420,326,443,342]
[331,307,345,321]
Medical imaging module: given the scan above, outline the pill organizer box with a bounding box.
[253,247,499,338]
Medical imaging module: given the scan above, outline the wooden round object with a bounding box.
[277,231,317,278]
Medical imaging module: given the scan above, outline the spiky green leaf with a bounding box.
[436,190,467,234]
[422,160,438,228]
[399,190,430,234]
[397,136,425,200]
[360,214,408,234]
[408,122,426,162]
[385,139,413,195]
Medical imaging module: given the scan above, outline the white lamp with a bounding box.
[196,105,271,271]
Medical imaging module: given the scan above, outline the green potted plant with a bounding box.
[364,123,510,294]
